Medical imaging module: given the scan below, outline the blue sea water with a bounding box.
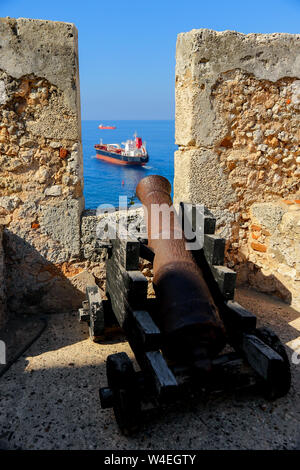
[82,120,176,209]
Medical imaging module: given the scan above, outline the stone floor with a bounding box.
[0,287,299,450]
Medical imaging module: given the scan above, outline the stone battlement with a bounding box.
[174,29,300,310]
[0,17,85,318]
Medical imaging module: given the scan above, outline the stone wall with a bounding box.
[80,207,154,295]
[174,29,300,310]
[0,17,88,314]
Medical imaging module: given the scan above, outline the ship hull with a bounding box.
[95,148,148,166]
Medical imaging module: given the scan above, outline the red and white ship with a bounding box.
[94,134,149,166]
[98,124,116,129]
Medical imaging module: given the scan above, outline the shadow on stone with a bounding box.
[236,259,293,306]
[0,291,300,450]
[3,231,89,316]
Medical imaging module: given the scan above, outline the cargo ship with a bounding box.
[95,134,149,166]
[98,124,116,129]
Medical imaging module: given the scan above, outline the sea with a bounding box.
[82,120,176,210]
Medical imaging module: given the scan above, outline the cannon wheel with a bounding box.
[255,327,291,400]
[106,352,141,435]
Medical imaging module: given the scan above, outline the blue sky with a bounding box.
[1,0,300,119]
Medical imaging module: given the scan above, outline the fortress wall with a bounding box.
[174,29,300,310]
[0,17,94,314]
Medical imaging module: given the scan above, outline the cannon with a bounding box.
[135,175,225,369]
[79,175,291,435]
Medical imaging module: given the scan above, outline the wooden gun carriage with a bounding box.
[79,176,291,435]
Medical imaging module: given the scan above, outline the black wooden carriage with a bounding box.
[79,204,291,435]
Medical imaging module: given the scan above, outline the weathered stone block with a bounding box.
[175,29,300,147]
[280,211,300,239]
[0,17,80,116]
[174,148,237,209]
[81,207,145,262]
[39,199,84,260]
[44,185,62,197]
[250,203,287,231]
[249,200,300,310]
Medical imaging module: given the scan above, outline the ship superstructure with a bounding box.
[94,134,149,166]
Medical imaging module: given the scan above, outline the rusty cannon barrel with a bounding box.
[136,175,225,369]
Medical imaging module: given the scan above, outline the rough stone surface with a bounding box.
[81,206,146,261]
[174,29,300,309]
[174,148,237,209]
[245,200,300,311]
[39,200,83,261]
[175,29,300,148]
[0,17,84,314]
[250,203,287,231]
[0,17,81,115]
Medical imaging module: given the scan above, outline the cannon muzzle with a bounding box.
[136,175,225,368]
